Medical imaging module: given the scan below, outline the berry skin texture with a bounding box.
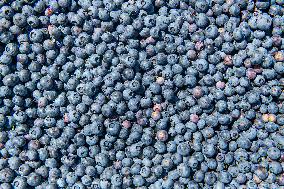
[156,130,168,142]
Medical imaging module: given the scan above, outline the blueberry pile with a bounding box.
[0,0,284,188]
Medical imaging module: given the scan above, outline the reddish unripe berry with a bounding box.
[275,51,284,62]
[156,77,165,85]
[45,7,53,16]
[195,41,204,51]
[268,114,276,122]
[190,114,199,123]
[145,36,156,44]
[244,59,252,68]
[24,134,31,140]
[156,130,168,142]
[218,28,225,33]
[113,161,122,169]
[152,111,161,121]
[262,114,269,122]
[216,81,226,89]
[253,174,262,184]
[224,55,233,66]
[192,86,203,98]
[188,24,197,33]
[64,114,69,123]
[153,104,162,112]
[247,69,257,80]
[122,120,131,129]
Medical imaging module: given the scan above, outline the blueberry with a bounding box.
[0,1,283,188]
[204,172,217,186]
[26,172,42,187]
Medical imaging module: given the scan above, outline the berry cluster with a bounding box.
[0,0,284,188]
